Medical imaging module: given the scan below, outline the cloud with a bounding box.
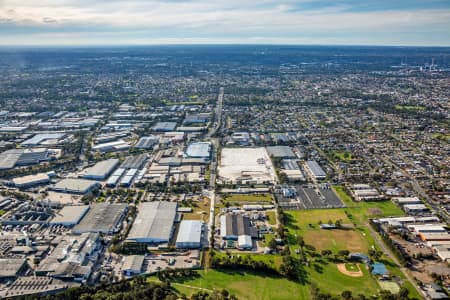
[0,0,449,45]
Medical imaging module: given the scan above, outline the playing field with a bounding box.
[169,270,310,300]
[286,209,370,253]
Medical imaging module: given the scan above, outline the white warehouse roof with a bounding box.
[176,220,203,249]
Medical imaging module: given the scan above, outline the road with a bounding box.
[206,87,223,247]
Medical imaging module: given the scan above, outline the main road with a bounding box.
[206,87,223,247]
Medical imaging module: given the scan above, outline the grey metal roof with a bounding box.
[81,158,119,179]
[306,160,326,177]
[127,201,177,242]
[185,142,211,158]
[72,203,127,234]
[266,146,296,158]
[176,220,202,245]
[52,178,100,193]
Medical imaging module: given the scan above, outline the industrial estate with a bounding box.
[0,46,448,300]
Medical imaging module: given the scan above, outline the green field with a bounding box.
[266,211,277,225]
[285,209,371,253]
[161,270,310,300]
[345,263,359,272]
[308,261,379,295]
[332,151,354,161]
[333,185,405,224]
[221,194,273,205]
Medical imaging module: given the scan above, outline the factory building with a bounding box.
[0,148,52,170]
[51,178,101,194]
[12,172,51,189]
[50,205,90,227]
[152,122,177,132]
[72,203,128,235]
[266,146,296,159]
[185,142,211,159]
[220,214,257,250]
[79,158,119,180]
[126,201,177,245]
[176,220,204,249]
[304,160,326,181]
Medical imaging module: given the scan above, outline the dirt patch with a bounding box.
[367,208,383,215]
[337,263,363,277]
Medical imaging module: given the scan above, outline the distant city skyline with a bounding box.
[1,0,450,46]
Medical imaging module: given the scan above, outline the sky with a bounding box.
[0,0,450,46]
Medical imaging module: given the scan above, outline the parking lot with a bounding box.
[277,184,344,210]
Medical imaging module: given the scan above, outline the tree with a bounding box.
[341,290,353,300]
[397,287,409,300]
[268,238,278,251]
[321,249,332,257]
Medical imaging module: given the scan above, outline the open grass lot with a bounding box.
[333,185,404,224]
[331,151,354,162]
[266,211,277,225]
[182,196,210,222]
[222,193,273,204]
[168,269,310,300]
[286,209,370,253]
[394,105,425,111]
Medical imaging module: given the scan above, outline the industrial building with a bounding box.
[0,259,28,279]
[220,214,257,250]
[51,178,101,194]
[36,233,101,281]
[266,146,296,158]
[92,140,130,152]
[126,201,177,244]
[304,160,326,181]
[12,172,51,189]
[21,133,66,147]
[79,158,119,180]
[0,148,52,170]
[72,203,128,235]
[50,205,90,227]
[176,220,204,249]
[185,142,211,159]
[134,136,159,149]
[153,122,177,132]
[122,255,145,277]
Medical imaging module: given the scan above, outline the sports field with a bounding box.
[167,270,310,300]
[286,209,371,253]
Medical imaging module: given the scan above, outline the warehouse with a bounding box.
[79,158,119,180]
[12,172,51,189]
[134,136,159,149]
[106,168,126,187]
[153,122,177,132]
[176,220,203,249]
[50,205,90,226]
[51,178,101,194]
[0,259,28,279]
[0,148,52,170]
[120,154,148,169]
[266,146,296,158]
[122,255,145,277]
[126,201,177,244]
[92,140,130,152]
[21,133,66,147]
[304,160,326,181]
[185,142,211,159]
[72,203,127,234]
[220,214,257,240]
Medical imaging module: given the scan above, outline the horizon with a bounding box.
[1,0,449,46]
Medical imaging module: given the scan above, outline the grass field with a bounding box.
[220,194,273,208]
[286,209,370,253]
[266,211,277,225]
[332,151,354,161]
[166,269,310,300]
[333,185,404,224]
[308,261,379,295]
[345,263,359,272]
